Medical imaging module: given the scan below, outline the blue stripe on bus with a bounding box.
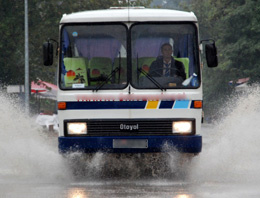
[66,101,147,110]
[159,101,174,109]
[62,100,199,110]
[173,100,190,109]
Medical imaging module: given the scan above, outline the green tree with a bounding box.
[183,0,260,118]
[0,1,24,85]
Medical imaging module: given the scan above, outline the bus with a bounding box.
[43,7,217,155]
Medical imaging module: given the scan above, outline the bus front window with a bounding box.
[131,23,200,89]
[60,24,127,90]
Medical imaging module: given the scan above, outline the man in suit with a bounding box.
[149,43,186,81]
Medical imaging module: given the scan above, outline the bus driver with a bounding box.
[149,43,186,81]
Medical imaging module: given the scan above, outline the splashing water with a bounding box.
[0,92,70,182]
[1,85,260,184]
[191,86,260,184]
[65,145,194,180]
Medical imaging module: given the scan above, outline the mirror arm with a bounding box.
[200,39,215,44]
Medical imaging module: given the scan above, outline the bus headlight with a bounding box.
[67,122,87,135]
[172,121,192,134]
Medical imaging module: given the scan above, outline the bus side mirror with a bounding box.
[43,42,53,66]
[205,42,218,68]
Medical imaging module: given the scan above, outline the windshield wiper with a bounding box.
[93,67,120,92]
[138,68,165,91]
[117,51,121,84]
[136,54,164,91]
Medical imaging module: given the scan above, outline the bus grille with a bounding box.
[86,119,173,136]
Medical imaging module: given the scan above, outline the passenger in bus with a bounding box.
[149,43,186,80]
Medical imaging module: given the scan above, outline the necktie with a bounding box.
[165,63,170,77]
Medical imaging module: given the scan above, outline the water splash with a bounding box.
[0,92,70,182]
[191,86,260,183]
[1,85,260,184]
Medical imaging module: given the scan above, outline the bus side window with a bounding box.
[63,57,88,87]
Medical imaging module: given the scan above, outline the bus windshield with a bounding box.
[60,23,127,90]
[60,22,200,90]
[131,23,200,89]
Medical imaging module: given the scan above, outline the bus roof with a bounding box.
[60,8,197,23]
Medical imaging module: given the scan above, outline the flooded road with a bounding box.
[1,89,260,198]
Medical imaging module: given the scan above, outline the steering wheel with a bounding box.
[149,67,181,77]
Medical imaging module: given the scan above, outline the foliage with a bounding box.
[0,1,24,85]
[151,0,191,9]
[181,0,260,117]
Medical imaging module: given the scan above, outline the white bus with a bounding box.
[43,8,217,155]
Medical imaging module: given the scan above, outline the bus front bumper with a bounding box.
[58,135,202,154]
